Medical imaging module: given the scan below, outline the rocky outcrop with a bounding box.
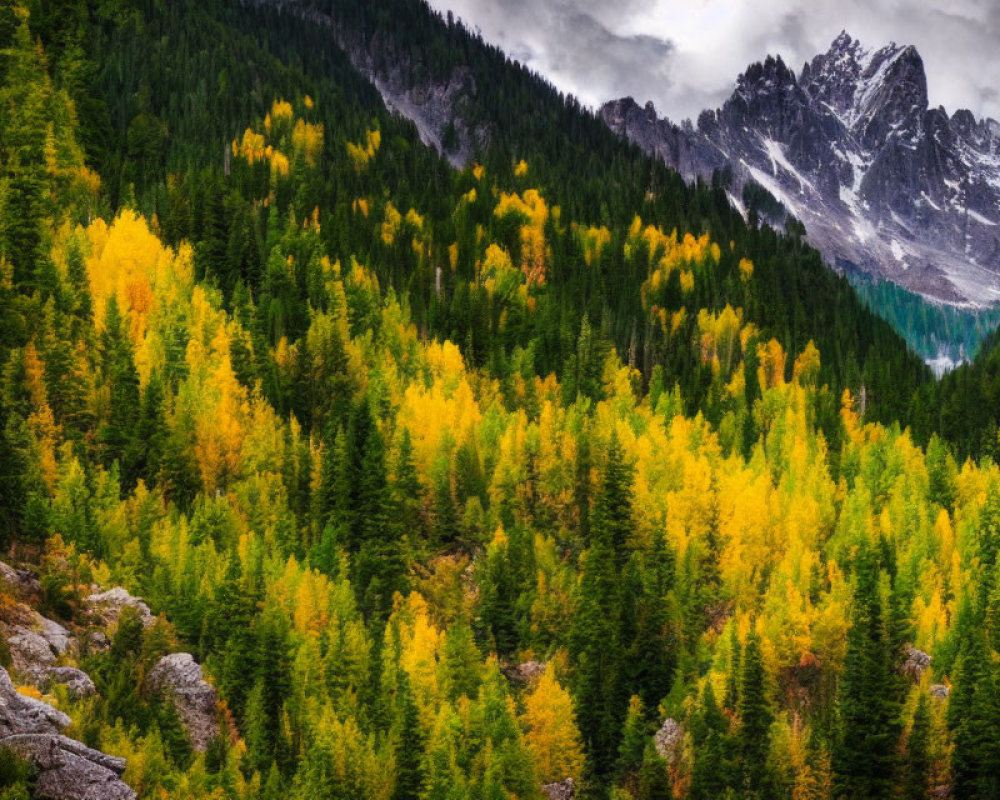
[0,667,135,800]
[0,668,71,736]
[902,644,932,681]
[654,718,684,763]
[3,734,134,800]
[541,778,575,800]
[503,660,546,685]
[3,609,88,694]
[930,683,950,699]
[145,653,219,751]
[34,614,71,656]
[0,562,42,601]
[6,625,57,683]
[85,587,154,630]
[6,611,70,683]
[248,0,490,167]
[45,667,97,700]
[601,32,1000,309]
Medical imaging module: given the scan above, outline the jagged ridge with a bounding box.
[600,32,1000,307]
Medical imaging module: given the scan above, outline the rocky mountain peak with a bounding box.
[851,43,928,148]
[600,34,1000,308]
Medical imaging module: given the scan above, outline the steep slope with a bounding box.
[20,0,931,428]
[601,33,1000,307]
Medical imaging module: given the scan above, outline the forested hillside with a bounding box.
[0,2,996,800]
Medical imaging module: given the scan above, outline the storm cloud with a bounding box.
[427,0,1000,124]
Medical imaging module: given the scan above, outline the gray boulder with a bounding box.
[2,734,133,800]
[654,717,684,763]
[46,667,97,700]
[0,667,134,799]
[541,778,575,800]
[0,667,71,736]
[902,644,932,681]
[85,587,154,630]
[5,613,72,685]
[502,660,546,685]
[0,561,42,599]
[6,626,56,684]
[33,613,71,656]
[145,653,219,751]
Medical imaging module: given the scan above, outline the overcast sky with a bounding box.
[426,0,1000,124]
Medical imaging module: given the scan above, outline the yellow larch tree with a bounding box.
[519,667,585,784]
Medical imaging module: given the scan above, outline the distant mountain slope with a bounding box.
[601,32,1000,307]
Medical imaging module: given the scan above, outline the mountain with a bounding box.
[600,32,1000,308]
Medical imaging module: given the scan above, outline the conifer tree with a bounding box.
[593,432,634,568]
[572,503,624,781]
[392,671,425,800]
[636,743,671,800]
[738,629,773,797]
[904,694,931,800]
[689,683,733,800]
[834,550,901,800]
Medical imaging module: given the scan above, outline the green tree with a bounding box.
[738,629,773,797]
[636,743,671,800]
[904,694,931,800]
[833,550,902,800]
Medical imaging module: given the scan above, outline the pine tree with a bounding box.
[949,631,1000,800]
[393,671,425,800]
[571,510,624,781]
[636,743,671,800]
[689,683,734,800]
[353,399,407,617]
[738,629,773,797]
[130,371,167,490]
[432,468,459,546]
[625,574,676,711]
[617,695,647,789]
[392,428,425,547]
[833,550,902,800]
[724,623,741,712]
[478,528,519,656]
[904,694,931,800]
[442,621,481,701]
[593,432,634,568]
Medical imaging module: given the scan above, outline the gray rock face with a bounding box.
[902,644,932,681]
[6,626,56,683]
[601,31,1000,306]
[85,587,154,630]
[3,734,134,800]
[5,612,73,685]
[541,778,575,800]
[0,667,135,800]
[145,653,219,751]
[0,668,71,736]
[247,0,488,167]
[503,660,546,685]
[0,561,42,600]
[930,683,950,699]
[45,667,97,700]
[654,717,684,763]
[33,613,71,656]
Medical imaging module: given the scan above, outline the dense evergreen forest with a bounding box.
[0,1,999,799]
